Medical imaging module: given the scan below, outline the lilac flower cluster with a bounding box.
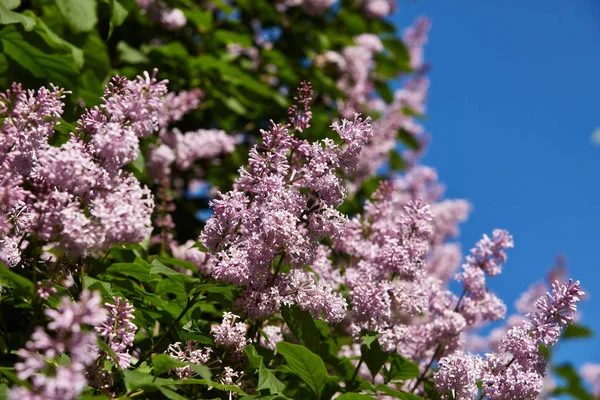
[167,340,213,379]
[136,0,187,30]
[96,296,137,369]
[435,280,584,399]
[199,85,373,323]
[210,312,249,360]
[316,33,384,118]
[9,291,107,400]
[0,71,207,271]
[330,166,471,358]
[581,363,600,397]
[314,17,432,188]
[278,0,337,16]
[359,0,396,18]
[150,128,239,180]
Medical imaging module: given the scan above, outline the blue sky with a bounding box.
[391,0,600,367]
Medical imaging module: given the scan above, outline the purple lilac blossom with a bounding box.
[200,84,372,322]
[167,340,213,379]
[10,291,107,400]
[96,297,137,369]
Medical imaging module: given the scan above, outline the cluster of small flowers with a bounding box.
[258,325,284,351]
[278,0,337,16]
[9,291,107,400]
[211,312,249,361]
[96,297,137,370]
[403,16,431,71]
[357,0,396,18]
[0,70,210,273]
[328,166,470,357]
[435,280,585,400]
[148,128,239,182]
[167,340,213,379]
[136,0,187,30]
[314,17,432,188]
[315,33,385,119]
[464,256,568,355]
[580,363,600,397]
[277,0,394,18]
[199,84,373,323]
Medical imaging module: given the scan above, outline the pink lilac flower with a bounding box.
[211,312,249,360]
[283,0,336,15]
[527,279,584,346]
[259,325,283,351]
[200,86,372,322]
[167,340,213,379]
[435,351,483,400]
[480,353,543,400]
[580,363,600,396]
[136,0,187,30]
[1,71,199,263]
[160,8,187,30]
[146,144,176,182]
[358,0,396,18]
[0,235,21,268]
[171,240,213,275]
[288,81,313,132]
[278,269,347,323]
[10,291,107,400]
[435,279,583,400]
[403,16,432,70]
[96,297,137,369]
[171,128,239,170]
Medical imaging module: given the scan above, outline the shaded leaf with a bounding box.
[276,342,327,399]
[0,4,35,30]
[258,361,286,394]
[55,0,97,33]
[282,305,321,353]
[361,340,388,378]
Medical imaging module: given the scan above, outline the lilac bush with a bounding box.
[0,1,594,399]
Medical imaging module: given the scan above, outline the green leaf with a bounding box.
[257,361,286,394]
[389,151,406,171]
[245,344,264,370]
[0,4,35,30]
[117,41,149,64]
[562,324,593,339]
[4,0,20,10]
[104,262,153,282]
[55,0,98,33]
[96,337,119,367]
[361,340,388,378]
[373,79,393,103]
[338,9,367,34]
[158,387,188,400]
[0,263,34,296]
[385,354,420,383]
[214,30,253,47]
[185,9,212,32]
[101,0,127,39]
[0,20,82,89]
[276,342,327,399]
[398,129,420,150]
[362,333,378,348]
[152,354,187,376]
[335,394,377,400]
[223,97,247,115]
[190,364,212,381]
[553,363,594,400]
[382,38,410,65]
[281,305,321,353]
[375,385,422,400]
